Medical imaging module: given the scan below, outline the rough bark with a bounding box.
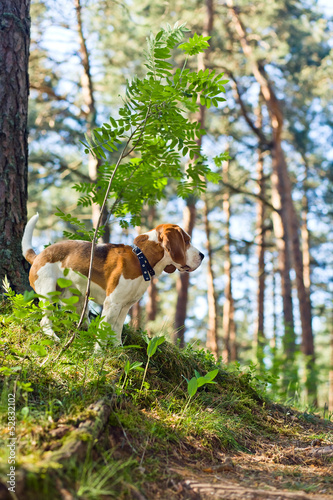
[75,0,109,243]
[130,301,141,330]
[222,160,237,363]
[174,200,196,347]
[329,323,333,412]
[203,196,219,359]
[0,0,31,293]
[227,1,315,400]
[174,0,214,347]
[146,205,158,324]
[254,105,266,369]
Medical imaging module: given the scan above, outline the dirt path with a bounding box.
[163,442,333,500]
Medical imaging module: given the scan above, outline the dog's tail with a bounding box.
[22,213,39,264]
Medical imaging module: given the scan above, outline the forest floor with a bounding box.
[0,300,332,500]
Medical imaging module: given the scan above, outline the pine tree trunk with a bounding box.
[254,104,266,369]
[174,0,214,346]
[174,200,196,347]
[0,0,31,293]
[300,161,317,402]
[75,0,109,243]
[227,1,315,400]
[146,205,158,326]
[130,301,141,330]
[203,196,219,358]
[222,160,237,363]
[329,324,333,412]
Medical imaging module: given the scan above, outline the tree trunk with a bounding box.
[174,0,214,347]
[174,200,196,347]
[222,159,237,363]
[227,1,315,400]
[145,205,158,335]
[0,0,31,293]
[300,161,317,402]
[75,0,109,243]
[329,321,333,412]
[130,301,141,330]
[203,196,219,358]
[254,104,266,370]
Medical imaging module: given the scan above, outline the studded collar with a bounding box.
[132,245,156,282]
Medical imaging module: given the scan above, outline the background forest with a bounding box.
[18,0,333,409]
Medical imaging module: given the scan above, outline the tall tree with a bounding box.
[174,0,214,346]
[221,160,237,363]
[226,0,315,398]
[174,198,196,347]
[0,0,31,292]
[203,194,219,358]
[74,0,110,242]
[254,134,266,369]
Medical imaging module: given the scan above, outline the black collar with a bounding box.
[132,245,155,282]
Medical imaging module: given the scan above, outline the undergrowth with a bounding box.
[0,298,331,499]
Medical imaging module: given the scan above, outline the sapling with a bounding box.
[183,368,219,414]
[140,336,166,392]
[121,360,144,390]
[52,23,227,351]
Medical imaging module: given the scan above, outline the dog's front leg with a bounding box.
[94,296,130,352]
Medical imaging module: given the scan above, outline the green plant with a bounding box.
[183,368,219,413]
[121,360,144,390]
[140,336,166,392]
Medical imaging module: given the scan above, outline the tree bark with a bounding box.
[222,159,237,363]
[254,104,266,370]
[329,321,333,412]
[75,0,109,243]
[146,205,158,335]
[203,196,219,358]
[174,200,196,347]
[0,0,31,292]
[227,1,315,400]
[174,0,214,347]
[130,301,141,330]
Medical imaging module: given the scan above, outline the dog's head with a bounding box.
[155,224,204,274]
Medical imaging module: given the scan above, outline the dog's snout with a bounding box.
[199,252,204,261]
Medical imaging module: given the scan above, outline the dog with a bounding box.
[22,214,204,345]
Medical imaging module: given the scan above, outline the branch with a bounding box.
[221,180,278,213]
[229,72,271,150]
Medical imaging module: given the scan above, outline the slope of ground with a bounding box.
[0,300,332,499]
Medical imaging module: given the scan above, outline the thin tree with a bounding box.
[174,0,214,346]
[0,0,31,292]
[227,1,316,399]
[203,195,219,358]
[254,103,266,369]
[222,158,237,362]
[75,0,110,242]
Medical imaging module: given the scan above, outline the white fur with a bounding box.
[185,245,203,271]
[22,213,39,258]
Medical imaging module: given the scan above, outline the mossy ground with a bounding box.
[0,299,332,499]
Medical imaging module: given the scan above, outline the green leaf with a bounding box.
[30,344,48,357]
[61,296,79,306]
[57,278,72,288]
[187,377,198,398]
[147,336,165,358]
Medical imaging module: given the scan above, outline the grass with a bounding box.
[0,297,332,499]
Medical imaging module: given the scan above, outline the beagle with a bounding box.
[22,214,204,345]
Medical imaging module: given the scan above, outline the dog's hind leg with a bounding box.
[34,263,61,342]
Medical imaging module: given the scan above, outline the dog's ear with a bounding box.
[133,234,148,247]
[164,264,176,274]
[159,226,186,267]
